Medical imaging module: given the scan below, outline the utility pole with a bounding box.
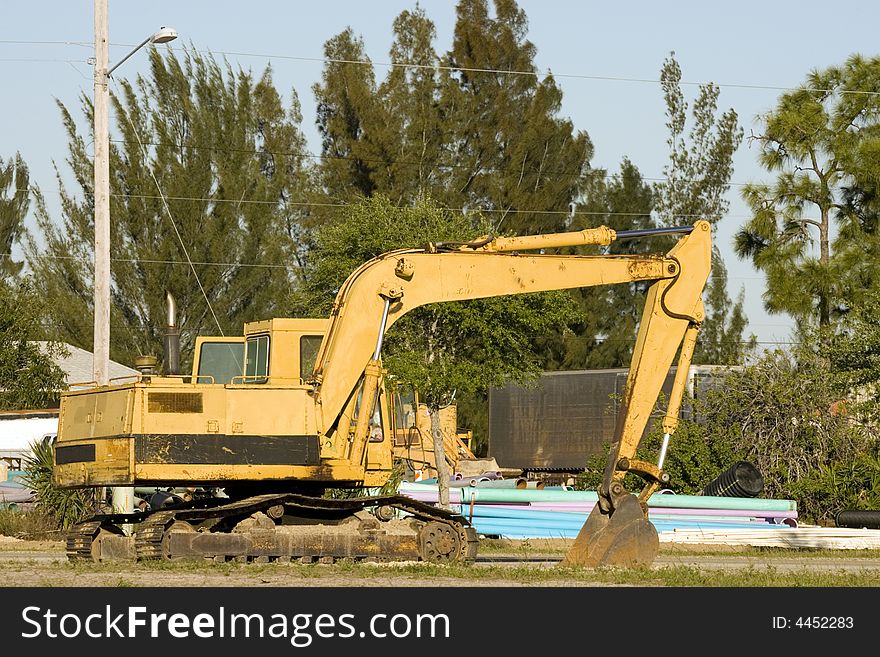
[92,1,176,523]
[94,0,131,520]
[93,0,110,390]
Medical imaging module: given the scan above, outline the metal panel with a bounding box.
[147,392,204,414]
[488,367,729,470]
[55,443,96,465]
[134,433,321,466]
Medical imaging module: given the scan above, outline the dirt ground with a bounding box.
[4,535,880,587]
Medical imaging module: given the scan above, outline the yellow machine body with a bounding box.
[53,220,712,567]
[54,318,394,490]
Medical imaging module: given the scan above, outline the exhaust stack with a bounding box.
[164,291,180,375]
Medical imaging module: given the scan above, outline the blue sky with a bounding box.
[3,1,878,348]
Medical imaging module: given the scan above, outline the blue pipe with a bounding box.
[453,504,784,525]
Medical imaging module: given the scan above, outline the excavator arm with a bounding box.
[312,220,712,567]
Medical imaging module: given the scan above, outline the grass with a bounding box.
[5,512,880,586]
[4,558,880,587]
[479,537,880,560]
[0,508,63,540]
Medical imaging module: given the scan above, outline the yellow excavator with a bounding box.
[53,219,711,567]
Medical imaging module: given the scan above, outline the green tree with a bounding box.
[312,1,592,235]
[653,52,753,365]
[736,54,880,330]
[695,258,754,365]
[823,296,880,422]
[555,158,656,370]
[0,279,67,410]
[375,7,447,202]
[312,29,385,202]
[439,0,591,234]
[294,195,575,504]
[0,154,30,283]
[26,48,312,368]
[0,152,66,410]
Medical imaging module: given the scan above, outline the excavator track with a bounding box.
[67,493,478,564]
[65,520,103,561]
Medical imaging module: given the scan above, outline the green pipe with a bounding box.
[397,482,797,511]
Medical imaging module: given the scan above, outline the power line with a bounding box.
[0,252,296,270]
[112,77,227,337]
[102,137,757,192]
[13,186,759,220]
[169,46,880,99]
[0,40,91,47]
[6,38,880,99]
[0,57,83,64]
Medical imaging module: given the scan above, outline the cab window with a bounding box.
[299,335,323,380]
[245,335,269,383]
[197,342,244,385]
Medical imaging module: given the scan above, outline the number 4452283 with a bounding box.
[795,617,853,629]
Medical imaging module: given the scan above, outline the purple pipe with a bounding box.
[519,503,798,519]
[400,492,798,521]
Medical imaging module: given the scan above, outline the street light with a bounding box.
[107,26,178,77]
[93,0,177,517]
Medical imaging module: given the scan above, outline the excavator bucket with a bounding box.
[560,493,658,568]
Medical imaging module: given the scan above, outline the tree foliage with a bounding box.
[0,153,30,283]
[664,348,880,523]
[553,159,656,370]
[293,195,576,407]
[736,54,880,330]
[19,435,96,529]
[0,151,66,410]
[27,48,313,368]
[313,29,384,202]
[438,0,591,235]
[312,0,592,236]
[653,52,753,365]
[0,279,67,410]
[823,296,880,421]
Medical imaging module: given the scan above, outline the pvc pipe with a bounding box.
[472,518,791,538]
[471,478,527,489]
[397,482,798,511]
[449,477,492,488]
[515,503,797,519]
[468,517,792,536]
[455,505,788,528]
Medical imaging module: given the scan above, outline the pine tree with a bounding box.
[652,52,754,364]
[0,154,29,282]
[375,7,447,202]
[26,48,312,368]
[736,54,880,331]
[554,159,656,369]
[0,153,66,409]
[439,0,591,234]
[312,29,386,202]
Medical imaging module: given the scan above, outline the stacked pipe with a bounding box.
[397,481,798,541]
[416,472,544,489]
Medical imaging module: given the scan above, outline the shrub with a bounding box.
[573,346,880,524]
[18,436,97,529]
